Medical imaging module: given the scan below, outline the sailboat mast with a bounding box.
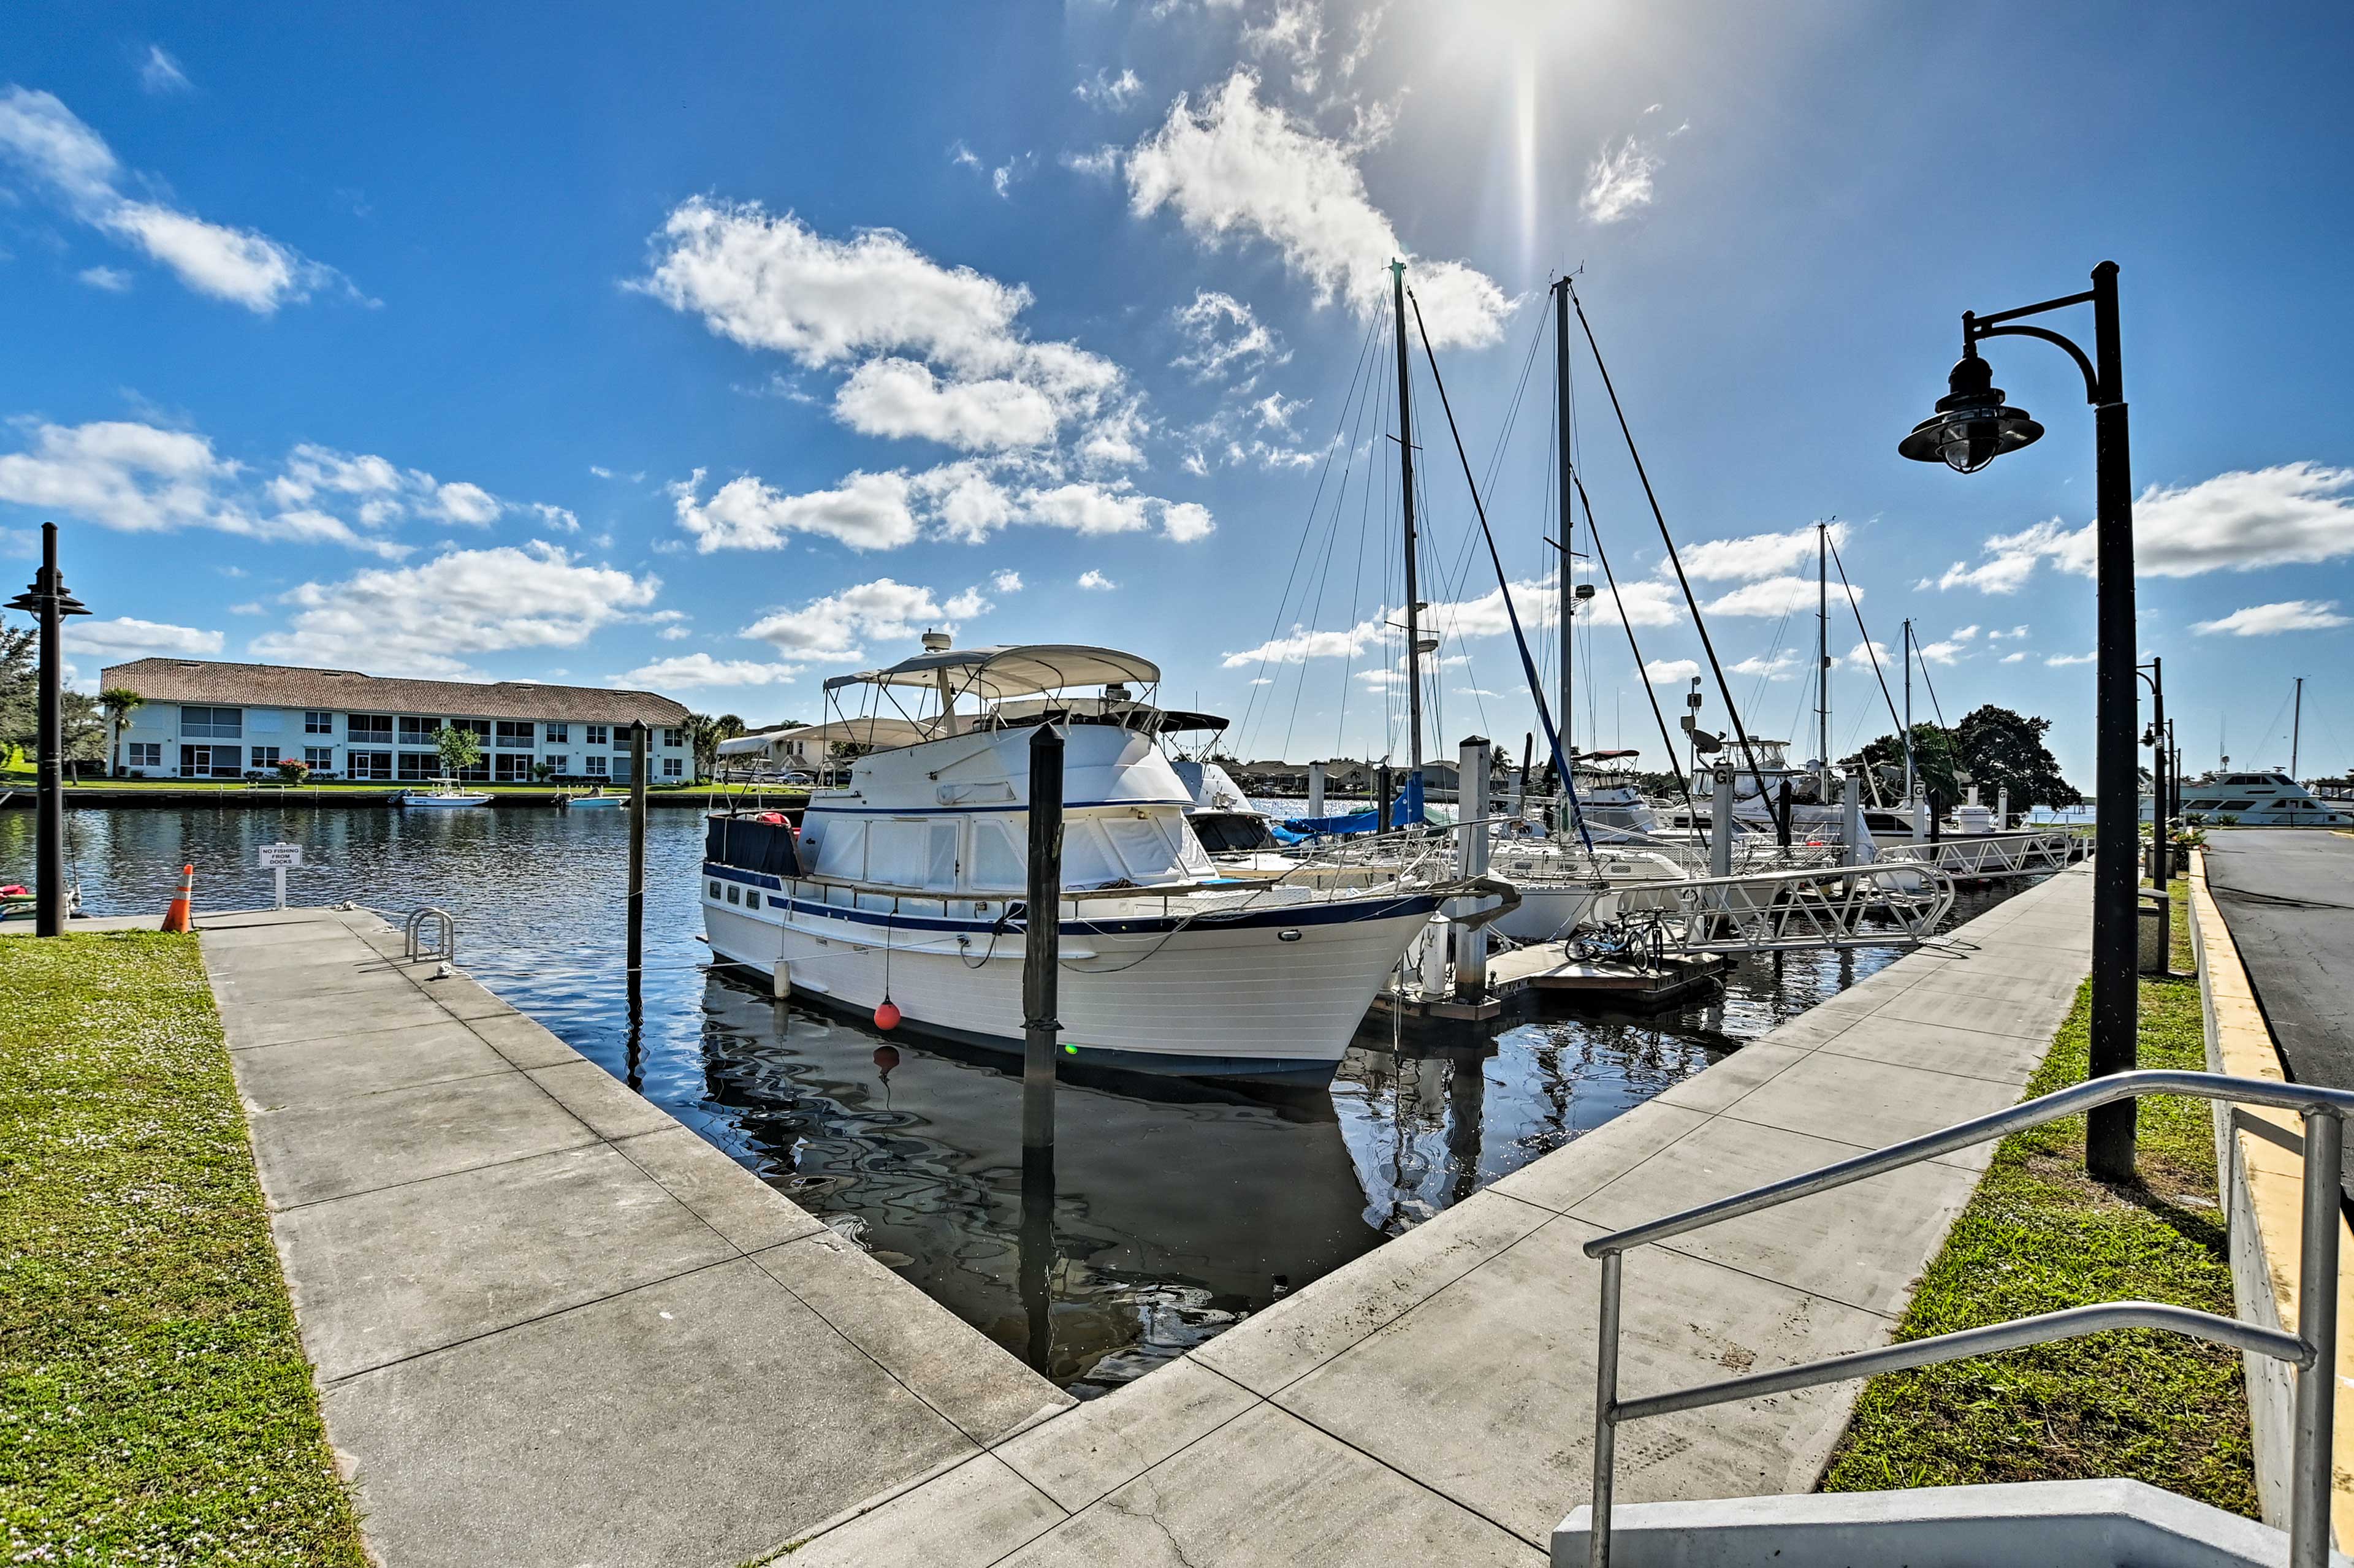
[1553,278,1575,775]
[1816,521,1830,799]
[1902,618,1915,801]
[1390,259,1424,779]
[2293,676,2304,777]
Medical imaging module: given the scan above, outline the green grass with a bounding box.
[1821,881,2257,1513]
[0,932,368,1566]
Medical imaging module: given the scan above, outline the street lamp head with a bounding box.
[1898,349,2043,473]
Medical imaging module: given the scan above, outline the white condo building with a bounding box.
[99,659,693,783]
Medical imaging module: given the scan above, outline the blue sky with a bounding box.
[3,2,2351,783]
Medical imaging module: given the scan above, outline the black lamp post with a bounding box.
[2139,658,2167,887]
[1900,261,2138,1182]
[6,523,91,937]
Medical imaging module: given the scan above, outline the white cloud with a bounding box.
[2193,599,2352,637]
[1024,481,1150,535]
[990,568,1024,593]
[430,481,501,526]
[1702,576,1826,617]
[1075,67,1143,109]
[742,577,974,660]
[657,625,690,641]
[668,467,919,553]
[1076,568,1118,590]
[1675,522,1848,582]
[139,46,192,94]
[1061,145,1124,179]
[1241,0,1327,93]
[2045,652,2094,667]
[834,358,1061,450]
[1987,623,2029,640]
[1838,639,1892,672]
[249,543,660,678]
[1581,134,1661,225]
[1999,651,2027,664]
[77,264,131,292]
[67,616,222,659]
[1940,463,2354,592]
[1915,637,1970,665]
[1124,70,1509,348]
[0,88,351,312]
[1645,658,1700,685]
[1171,289,1286,381]
[622,653,803,688]
[1730,650,1802,680]
[1220,570,1669,668]
[1162,500,1216,542]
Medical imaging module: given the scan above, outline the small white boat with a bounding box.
[560,788,625,810]
[699,642,1510,1086]
[397,778,493,808]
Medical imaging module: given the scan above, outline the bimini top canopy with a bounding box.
[823,644,1160,702]
[715,715,931,756]
[989,696,1225,734]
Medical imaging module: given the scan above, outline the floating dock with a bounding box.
[1368,944,1724,1027]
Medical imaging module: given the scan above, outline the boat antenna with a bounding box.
[1565,279,1776,807]
[1389,259,1426,786]
[1406,286,1592,852]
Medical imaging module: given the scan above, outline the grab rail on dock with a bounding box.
[403,907,456,965]
[1581,1068,2352,1568]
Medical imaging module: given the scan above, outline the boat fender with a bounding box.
[874,1000,902,1031]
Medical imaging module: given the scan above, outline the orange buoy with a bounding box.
[161,864,194,933]
[873,999,901,1031]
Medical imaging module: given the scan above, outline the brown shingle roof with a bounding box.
[99,658,691,726]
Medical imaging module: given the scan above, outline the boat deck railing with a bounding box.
[1579,1068,2350,1568]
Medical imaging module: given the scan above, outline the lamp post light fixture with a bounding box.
[1900,261,2139,1183]
[6,523,91,937]
[2139,658,2168,888]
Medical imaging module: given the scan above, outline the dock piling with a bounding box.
[1376,763,1393,834]
[1022,723,1064,1154]
[1710,762,1734,877]
[628,721,648,994]
[1454,736,1491,999]
[1308,759,1325,818]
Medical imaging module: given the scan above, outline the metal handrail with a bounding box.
[1581,1068,2348,1568]
[403,906,456,964]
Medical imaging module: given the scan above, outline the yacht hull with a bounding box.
[702,870,1441,1086]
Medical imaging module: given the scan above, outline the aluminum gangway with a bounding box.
[1594,861,1957,956]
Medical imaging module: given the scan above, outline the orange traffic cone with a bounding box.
[161,864,194,933]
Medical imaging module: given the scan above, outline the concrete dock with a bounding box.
[195,905,1071,1567]
[185,864,2092,1565]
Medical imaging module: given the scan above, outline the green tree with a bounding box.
[99,686,145,775]
[1857,723,1962,805]
[61,691,104,780]
[687,712,747,781]
[432,724,484,778]
[1954,704,2084,812]
[0,615,32,763]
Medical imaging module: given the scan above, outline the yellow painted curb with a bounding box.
[2190,849,2354,1543]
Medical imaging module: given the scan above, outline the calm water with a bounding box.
[13,802,2024,1393]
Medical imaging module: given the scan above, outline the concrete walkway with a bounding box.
[779,864,2097,1566]
[194,905,1072,1567]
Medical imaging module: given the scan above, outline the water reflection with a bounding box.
[15,804,2021,1391]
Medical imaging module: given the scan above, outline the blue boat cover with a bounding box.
[1273,774,1425,842]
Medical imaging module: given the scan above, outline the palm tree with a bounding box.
[688,712,747,782]
[99,687,143,777]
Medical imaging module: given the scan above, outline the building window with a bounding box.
[304,710,333,736]
[181,706,243,738]
[585,723,608,747]
[663,756,684,778]
[584,755,609,778]
[398,752,441,782]
[128,742,162,769]
[251,747,278,771]
[494,754,535,782]
[399,716,436,745]
[349,714,393,744]
[495,721,535,749]
[545,722,568,744]
[543,753,568,775]
[304,747,334,772]
[662,727,685,749]
[347,750,392,781]
[180,745,240,778]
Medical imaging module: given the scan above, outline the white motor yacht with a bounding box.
[2178,769,2354,828]
[699,644,1504,1086]
[396,777,493,807]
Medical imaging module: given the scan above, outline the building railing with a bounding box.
[1582,1068,2349,1568]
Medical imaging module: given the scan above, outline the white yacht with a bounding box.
[699,645,1503,1086]
[396,777,492,807]
[2178,770,2354,828]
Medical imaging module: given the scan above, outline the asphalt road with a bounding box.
[2204,829,2354,1200]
